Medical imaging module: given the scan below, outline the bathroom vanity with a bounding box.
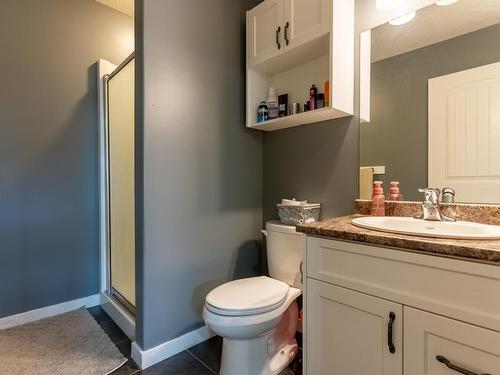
[298,214,500,375]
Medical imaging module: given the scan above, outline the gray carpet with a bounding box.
[0,308,127,375]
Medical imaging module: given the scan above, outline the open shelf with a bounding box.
[246,0,354,131]
[248,106,351,131]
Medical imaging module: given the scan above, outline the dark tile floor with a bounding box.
[88,306,302,375]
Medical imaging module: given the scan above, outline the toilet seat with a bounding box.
[205,276,289,316]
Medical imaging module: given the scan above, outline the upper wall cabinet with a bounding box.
[246,0,354,131]
[248,0,284,66]
[284,0,331,50]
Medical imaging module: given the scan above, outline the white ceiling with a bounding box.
[372,0,500,62]
[96,0,134,17]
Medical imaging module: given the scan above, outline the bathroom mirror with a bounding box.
[359,0,500,204]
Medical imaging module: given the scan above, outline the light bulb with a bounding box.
[389,11,416,25]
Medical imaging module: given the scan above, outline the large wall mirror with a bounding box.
[359,0,500,204]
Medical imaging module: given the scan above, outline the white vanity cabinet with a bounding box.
[304,237,500,375]
[404,307,500,375]
[307,279,402,375]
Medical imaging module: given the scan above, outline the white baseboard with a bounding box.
[100,292,135,340]
[131,325,215,370]
[0,294,100,329]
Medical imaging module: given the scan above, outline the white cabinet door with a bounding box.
[283,0,330,50]
[405,307,500,375]
[306,279,403,375]
[247,0,284,66]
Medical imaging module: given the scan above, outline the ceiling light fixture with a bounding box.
[389,11,416,25]
[376,0,402,11]
[436,0,459,5]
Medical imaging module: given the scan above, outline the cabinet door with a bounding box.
[404,307,500,375]
[283,0,330,50]
[306,279,403,375]
[247,0,284,66]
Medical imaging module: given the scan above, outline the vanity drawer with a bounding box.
[404,307,500,375]
[306,237,500,332]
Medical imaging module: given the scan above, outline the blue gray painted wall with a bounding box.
[0,0,133,318]
[135,0,263,349]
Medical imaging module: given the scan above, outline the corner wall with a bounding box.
[135,0,263,350]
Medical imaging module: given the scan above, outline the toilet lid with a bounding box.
[205,276,289,316]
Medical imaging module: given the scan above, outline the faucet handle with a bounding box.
[441,187,456,203]
[418,188,441,205]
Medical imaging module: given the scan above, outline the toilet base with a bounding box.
[220,331,298,375]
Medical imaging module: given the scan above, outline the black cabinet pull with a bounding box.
[276,26,281,49]
[388,312,396,354]
[284,22,290,45]
[436,356,491,375]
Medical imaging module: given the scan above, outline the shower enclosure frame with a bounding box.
[97,53,136,339]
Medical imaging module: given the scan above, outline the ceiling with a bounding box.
[96,0,134,17]
[372,0,500,62]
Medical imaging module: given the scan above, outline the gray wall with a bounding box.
[361,23,500,201]
[0,0,133,318]
[136,0,263,349]
[263,118,358,221]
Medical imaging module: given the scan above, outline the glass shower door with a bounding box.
[106,55,135,312]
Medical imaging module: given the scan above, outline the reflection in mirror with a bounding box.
[359,0,500,203]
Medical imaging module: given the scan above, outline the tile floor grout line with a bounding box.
[186,349,218,375]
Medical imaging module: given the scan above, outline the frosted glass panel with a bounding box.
[108,58,135,307]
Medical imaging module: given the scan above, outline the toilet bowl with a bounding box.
[203,222,305,375]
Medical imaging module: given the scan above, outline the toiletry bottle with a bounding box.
[371,181,385,216]
[267,87,279,120]
[324,80,330,107]
[387,181,403,201]
[278,94,288,117]
[290,103,300,115]
[317,93,325,109]
[257,101,268,123]
[309,84,318,110]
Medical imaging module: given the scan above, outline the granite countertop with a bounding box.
[296,215,500,264]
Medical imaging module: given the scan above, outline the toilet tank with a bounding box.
[265,221,305,288]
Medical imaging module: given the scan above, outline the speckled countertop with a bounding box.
[296,215,500,264]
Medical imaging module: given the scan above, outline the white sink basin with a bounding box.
[351,216,500,240]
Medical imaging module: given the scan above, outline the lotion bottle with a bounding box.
[387,181,403,201]
[267,87,279,120]
[371,181,385,216]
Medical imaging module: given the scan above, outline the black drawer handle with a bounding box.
[388,312,396,354]
[436,355,492,375]
[276,26,281,49]
[284,21,290,45]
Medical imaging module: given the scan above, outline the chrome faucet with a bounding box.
[417,188,456,222]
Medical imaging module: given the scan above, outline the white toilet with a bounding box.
[203,221,304,375]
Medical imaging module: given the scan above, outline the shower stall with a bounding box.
[97,53,136,338]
